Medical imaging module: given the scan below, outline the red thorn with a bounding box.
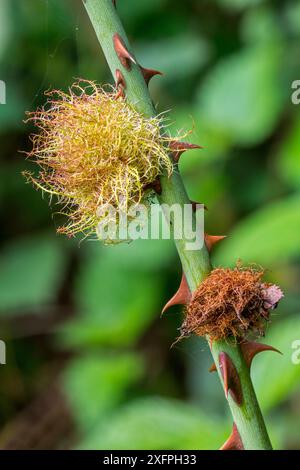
[113,33,136,70]
[169,141,203,163]
[220,423,244,450]
[115,69,126,89]
[209,363,217,373]
[240,341,282,369]
[204,234,226,252]
[219,352,243,406]
[162,273,191,315]
[140,66,163,85]
[115,87,125,100]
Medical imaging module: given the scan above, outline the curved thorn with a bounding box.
[220,423,244,450]
[219,352,243,406]
[204,234,226,252]
[115,87,125,99]
[240,341,282,369]
[162,273,191,315]
[115,69,126,89]
[169,141,203,163]
[113,33,136,69]
[140,66,163,85]
[209,362,217,373]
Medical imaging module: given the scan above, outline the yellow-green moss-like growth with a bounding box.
[24,80,172,237]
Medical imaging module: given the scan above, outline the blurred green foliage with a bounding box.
[0,0,300,450]
[0,235,67,313]
[79,397,228,450]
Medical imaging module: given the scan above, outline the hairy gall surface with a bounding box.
[182,265,283,340]
[24,81,172,237]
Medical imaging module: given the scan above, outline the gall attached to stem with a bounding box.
[181,264,283,341]
[24,80,173,237]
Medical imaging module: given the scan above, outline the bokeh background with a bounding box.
[0,0,300,450]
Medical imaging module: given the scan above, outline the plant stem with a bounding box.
[83,0,272,450]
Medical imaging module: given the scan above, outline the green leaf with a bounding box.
[277,116,300,189]
[169,107,232,164]
[97,238,175,272]
[62,353,143,432]
[215,194,300,266]
[58,240,170,348]
[197,45,285,146]
[217,0,264,11]
[0,0,11,60]
[0,86,26,131]
[0,235,67,314]
[241,7,282,45]
[285,2,300,36]
[135,34,211,82]
[118,0,168,25]
[252,315,300,412]
[78,397,227,450]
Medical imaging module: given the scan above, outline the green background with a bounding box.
[0,0,300,450]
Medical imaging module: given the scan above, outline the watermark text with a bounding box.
[0,80,6,105]
[96,202,205,251]
[0,340,6,365]
[291,340,300,365]
[291,80,300,105]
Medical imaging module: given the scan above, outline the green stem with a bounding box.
[82,0,272,450]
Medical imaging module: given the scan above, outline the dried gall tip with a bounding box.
[181,264,283,341]
[24,80,173,237]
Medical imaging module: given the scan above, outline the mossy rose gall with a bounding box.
[24,80,172,237]
[182,264,283,341]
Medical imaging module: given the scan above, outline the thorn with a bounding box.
[113,33,136,70]
[115,87,125,99]
[204,234,226,252]
[115,69,126,89]
[209,362,217,373]
[112,0,116,6]
[190,200,208,211]
[144,178,162,195]
[140,66,163,85]
[162,273,191,315]
[169,141,203,163]
[220,423,244,450]
[240,341,282,369]
[219,352,243,406]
